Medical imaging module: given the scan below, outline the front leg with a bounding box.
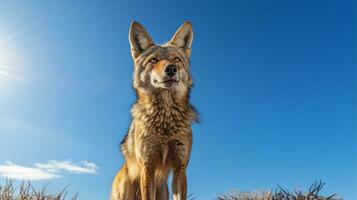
[172,165,187,200]
[140,165,156,200]
[136,132,160,200]
[170,138,191,200]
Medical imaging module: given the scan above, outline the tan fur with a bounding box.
[111,21,197,200]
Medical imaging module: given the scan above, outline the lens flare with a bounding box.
[0,24,32,108]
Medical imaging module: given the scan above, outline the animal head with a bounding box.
[129,21,193,98]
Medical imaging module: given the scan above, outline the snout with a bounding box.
[164,65,177,77]
[150,63,180,89]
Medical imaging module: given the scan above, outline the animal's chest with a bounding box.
[132,105,193,163]
[136,107,191,150]
[143,106,188,136]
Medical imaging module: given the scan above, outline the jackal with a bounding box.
[111,21,197,200]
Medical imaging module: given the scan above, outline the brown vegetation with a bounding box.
[0,180,341,200]
[217,181,341,200]
[0,180,77,200]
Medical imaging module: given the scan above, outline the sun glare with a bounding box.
[0,33,24,82]
[0,24,32,107]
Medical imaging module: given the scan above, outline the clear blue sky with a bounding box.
[0,0,355,199]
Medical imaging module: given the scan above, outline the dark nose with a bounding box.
[164,65,177,77]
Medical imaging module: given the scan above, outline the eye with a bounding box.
[173,57,181,63]
[149,58,158,63]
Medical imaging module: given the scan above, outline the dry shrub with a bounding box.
[0,180,77,200]
[217,181,342,200]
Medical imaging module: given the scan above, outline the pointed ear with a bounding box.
[129,21,154,59]
[169,21,193,58]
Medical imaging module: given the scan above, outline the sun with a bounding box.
[0,24,31,106]
[0,32,25,82]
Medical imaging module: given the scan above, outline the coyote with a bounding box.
[111,21,198,200]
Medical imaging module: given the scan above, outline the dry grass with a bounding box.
[0,180,77,200]
[0,180,342,200]
[217,181,342,200]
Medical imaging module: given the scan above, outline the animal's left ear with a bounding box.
[169,21,193,59]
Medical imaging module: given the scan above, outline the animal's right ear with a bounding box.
[129,21,154,59]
